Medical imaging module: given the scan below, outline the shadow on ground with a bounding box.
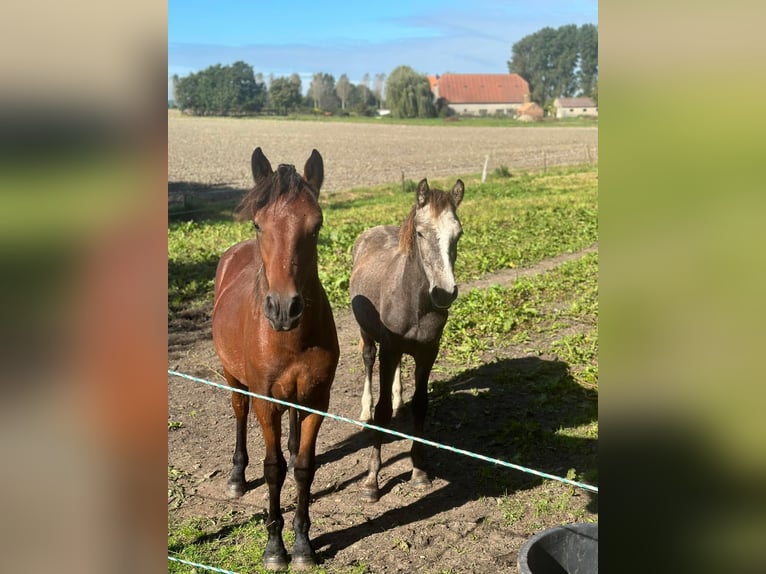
[308,355,598,559]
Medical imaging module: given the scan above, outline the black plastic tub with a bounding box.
[517,522,598,574]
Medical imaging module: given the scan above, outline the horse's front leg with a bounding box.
[410,349,438,489]
[254,401,288,571]
[224,370,249,499]
[362,345,402,502]
[291,410,326,570]
[287,407,299,481]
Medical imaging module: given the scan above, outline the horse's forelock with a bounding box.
[234,164,304,221]
[398,188,457,252]
[428,188,458,214]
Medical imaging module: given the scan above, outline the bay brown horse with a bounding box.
[349,178,464,502]
[212,148,339,570]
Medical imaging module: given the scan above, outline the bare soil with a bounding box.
[168,111,598,193]
[168,116,597,572]
[168,247,597,574]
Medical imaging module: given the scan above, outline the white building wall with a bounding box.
[448,102,523,116]
[555,105,598,119]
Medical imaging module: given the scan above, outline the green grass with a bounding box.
[167,164,597,317]
[440,252,598,369]
[168,514,368,573]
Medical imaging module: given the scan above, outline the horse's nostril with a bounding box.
[264,294,277,317]
[430,286,457,309]
[288,295,304,319]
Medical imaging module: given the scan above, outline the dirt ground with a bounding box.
[168,111,598,193]
[169,116,597,572]
[168,249,597,574]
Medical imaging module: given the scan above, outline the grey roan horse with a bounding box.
[349,178,464,502]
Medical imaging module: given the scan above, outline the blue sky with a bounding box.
[168,0,597,99]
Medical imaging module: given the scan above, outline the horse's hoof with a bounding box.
[411,470,432,489]
[290,554,317,571]
[361,486,380,503]
[262,553,289,571]
[226,481,246,499]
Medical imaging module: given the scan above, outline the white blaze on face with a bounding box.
[418,207,462,295]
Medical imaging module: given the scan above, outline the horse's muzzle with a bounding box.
[430,285,458,309]
[264,292,304,331]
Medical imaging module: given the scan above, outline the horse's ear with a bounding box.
[251,147,273,183]
[451,179,465,207]
[303,149,324,196]
[416,178,430,207]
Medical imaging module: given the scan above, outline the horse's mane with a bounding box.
[234,164,304,222]
[398,187,457,253]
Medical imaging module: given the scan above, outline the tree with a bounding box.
[336,74,352,110]
[577,24,598,98]
[385,66,436,119]
[268,75,302,114]
[373,73,386,108]
[309,72,339,112]
[349,81,376,116]
[309,73,325,110]
[173,61,266,115]
[508,24,598,109]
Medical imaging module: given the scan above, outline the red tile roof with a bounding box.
[435,74,529,104]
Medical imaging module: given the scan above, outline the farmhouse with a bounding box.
[553,97,598,119]
[430,73,530,117]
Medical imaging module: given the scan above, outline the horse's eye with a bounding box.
[417,231,424,238]
[253,221,260,232]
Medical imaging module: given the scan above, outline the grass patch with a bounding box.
[168,165,597,317]
[168,513,369,573]
[168,514,270,573]
[441,252,598,369]
[498,477,597,536]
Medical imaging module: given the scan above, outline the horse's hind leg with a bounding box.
[224,370,249,499]
[359,332,377,421]
[291,410,325,569]
[391,360,403,415]
[410,350,438,489]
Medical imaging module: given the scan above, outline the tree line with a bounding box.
[172,23,597,118]
[508,23,598,110]
[172,63,384,117]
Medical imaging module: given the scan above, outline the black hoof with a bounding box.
[263,552,289,571]
[226,481,246,499]
[290,554,317,571]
